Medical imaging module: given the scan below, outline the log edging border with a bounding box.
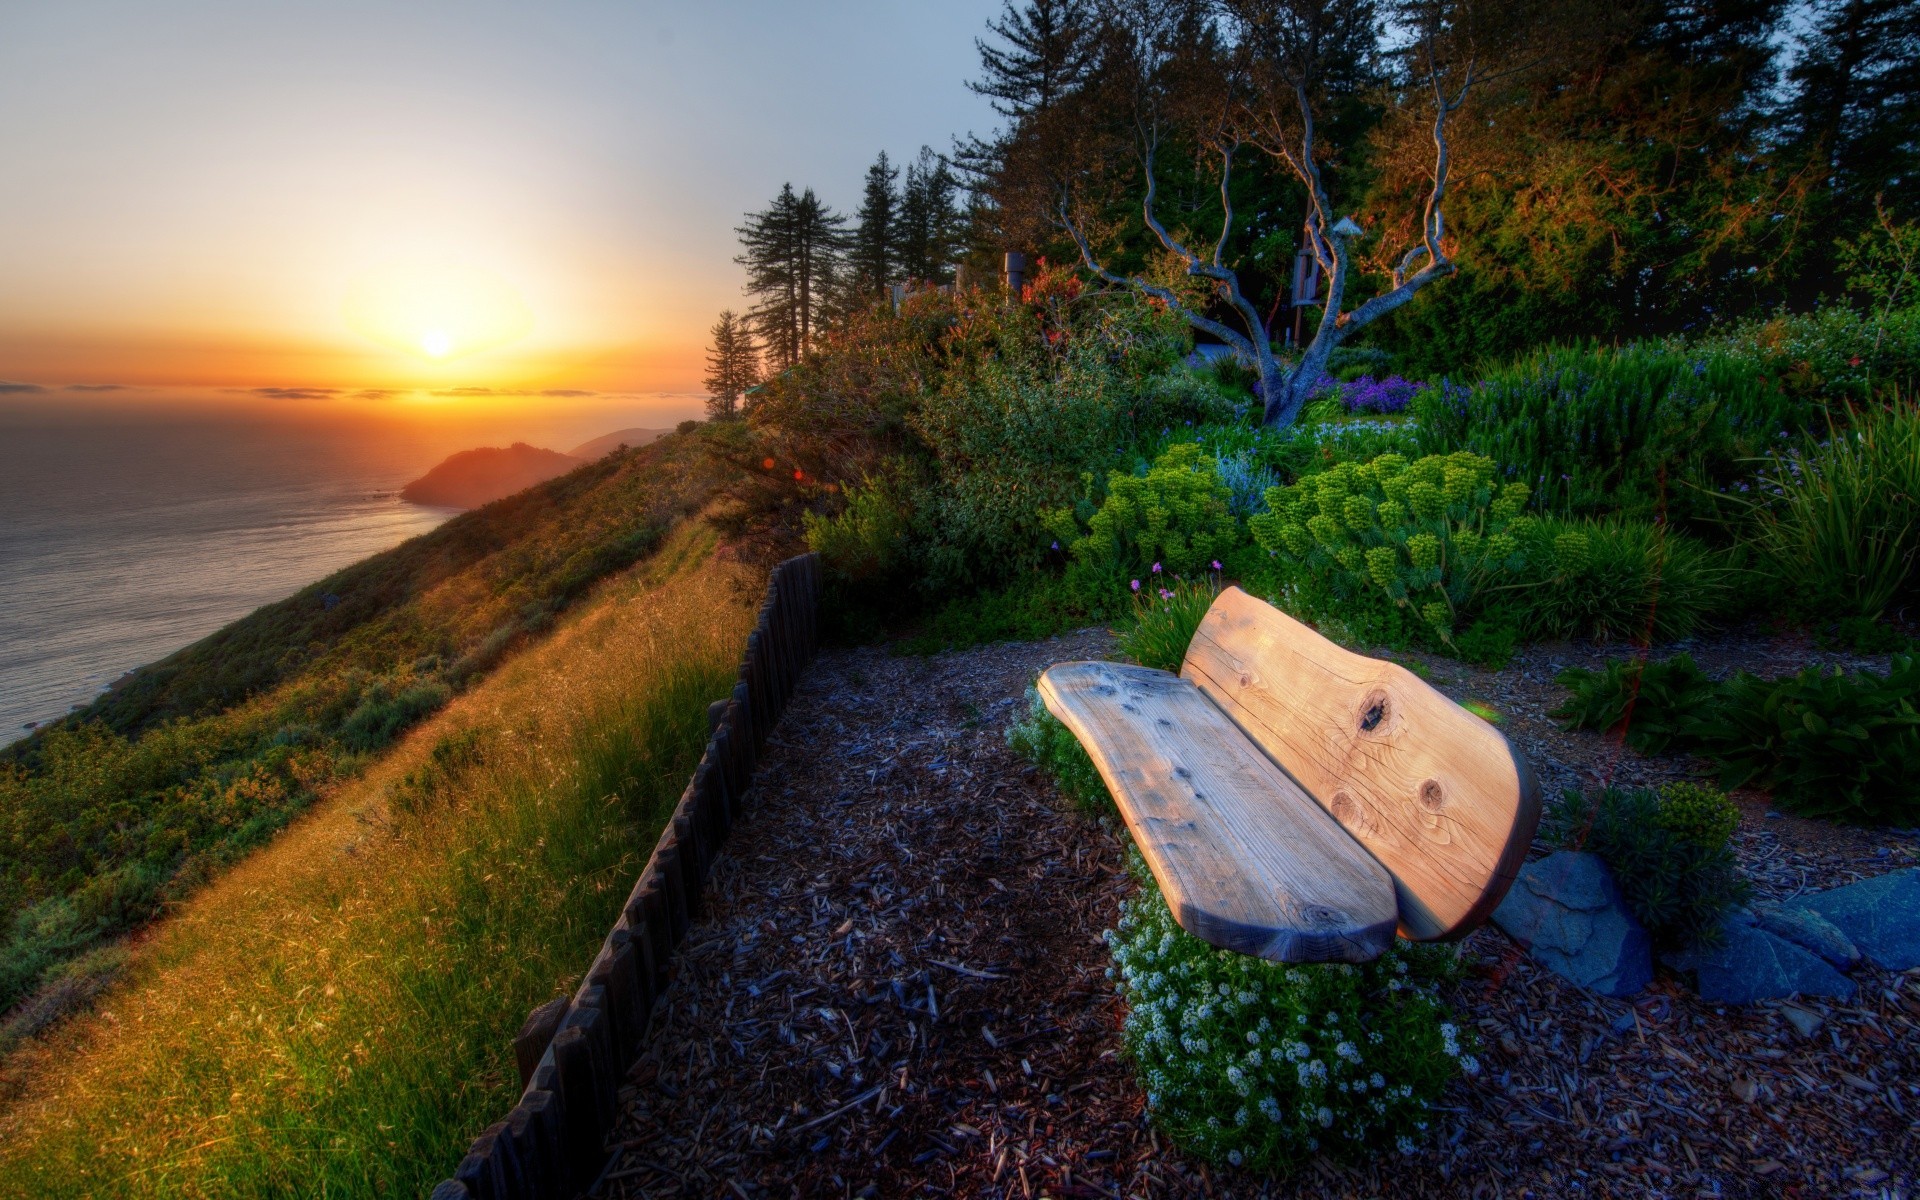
[429,552,822,1200]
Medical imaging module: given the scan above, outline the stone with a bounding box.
[1785,868,1920,971]
[1749,902,1860,970]
[1492,852,1653,997]
[1663,918,1857,1005]
[1779,1004,1824,1038]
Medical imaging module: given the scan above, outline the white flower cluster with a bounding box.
[1106,848,1479,1175]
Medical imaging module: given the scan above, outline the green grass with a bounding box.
[0,430,731,1016]
[0,532,755,1197]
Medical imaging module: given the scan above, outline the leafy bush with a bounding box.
[1693,657,1920,825]
[1553,654,1920,825]
[1550,654,1721,755]
[1006,690,1110,815]
[1108,854,1473,1173]
[896,574,1107,655]
[1333,375,1427,415]
[1250,451,1531,643]
[1047,443,1241,596]
[1121,576,1221,671]
[1736,403,1920,620]
[1500,517,1728,643]
[1413,343,1810,522]
[338,678,452,752]
[1542,783,1749,950]
[1694,304,1920,404]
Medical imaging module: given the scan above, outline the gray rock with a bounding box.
[1492,852,1653,997]
[1780,1004,1824,1038]
[1750,902,1861,970]
[1664,919,1857,1005]
[1785,868,1920,971]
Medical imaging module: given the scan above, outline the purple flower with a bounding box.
[1131,579,1141,591]
[1152,562,1162,574]
[1051,541,1060,550]
[1160,588,1173,600]
[1211,560,1222,571]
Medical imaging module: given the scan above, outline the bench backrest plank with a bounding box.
[1180,587,1540,940]
[1039,660,1398,962]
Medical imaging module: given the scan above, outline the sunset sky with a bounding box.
[0,1,1001,421]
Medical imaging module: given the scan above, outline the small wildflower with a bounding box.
[1131,579,1141,592]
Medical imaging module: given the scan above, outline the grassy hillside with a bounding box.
[0,524,755,1196]
[0,429,737,1023]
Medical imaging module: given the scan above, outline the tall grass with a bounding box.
[1742,401,1920,620]
[0,529,753,1198]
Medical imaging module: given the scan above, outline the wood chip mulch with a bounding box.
[597,628,1919,1200]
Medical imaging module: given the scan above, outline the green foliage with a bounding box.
[1542,783,1749,951]
[1120,577,1220,672]
[804,468,914,588]
[1737,403,1920,620]
[896,574,1107,655]
[1108,853,1472,1173]
[1249,450,1530,643]
[1412,343,1811,523]
[1500,517,1728,644]
[1550,654,1720,756]
[1006,690,1110,816]
[387,729,489,820]
[1451,617,1520,669]
[1693,658,1920,826]
[1047,444,1240,596]
[1553,653,1920,825]
[0,437,721,1015]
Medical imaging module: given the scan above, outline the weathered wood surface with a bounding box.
[1181,586,1540,940]
[1038,660,1398,962]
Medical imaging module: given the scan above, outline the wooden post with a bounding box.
[729,682,754,777]
[428,1182,471,1200]
[513,997,568,1091]
[622,881,668,997]
[549,1027,609,1182]
[562,994,618,1135]
[515,1089,564,1200]
[670,809,705,915]
[652,842,689,947]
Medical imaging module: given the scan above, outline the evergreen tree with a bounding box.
[968,0,1099,120]
[1779,0,1920,226]
[897,147,965,284]
[735,184,848,370]
[849,152,900,300]
[702,309,758,418]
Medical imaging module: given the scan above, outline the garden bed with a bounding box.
[598,630,1917,1199]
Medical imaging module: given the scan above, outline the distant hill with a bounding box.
[400,442,580,509]
[568,427,669,460]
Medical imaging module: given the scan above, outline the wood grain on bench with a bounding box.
[1181,587,1540,940]
[1038,660,1398,963]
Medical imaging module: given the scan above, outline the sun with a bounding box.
[344,262,532,364]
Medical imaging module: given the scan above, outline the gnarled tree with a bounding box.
[1062,0,1511,426]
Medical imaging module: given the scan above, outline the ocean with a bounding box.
[0,402,456,745]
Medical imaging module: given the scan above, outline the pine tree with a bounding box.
[735,184,848,370]
[968,0,1098,120]
[897,147,965,284]
[1779,0,1920,225]
[702,310,758,419]
[849,152,900,300]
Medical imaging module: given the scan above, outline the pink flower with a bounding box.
[1159,588,1173,600]
[1130,579,1141,592]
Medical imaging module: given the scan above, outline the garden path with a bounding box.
[598,629,1917,1199]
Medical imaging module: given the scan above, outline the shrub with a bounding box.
[1500,517,1728,643]
[1249,451,1531,643]
[804,468,913,588]
[1047,443,1241,597]
[1413,343,1810,522]
[1694,304,1920,403]
[1553,653,1920,825]
[338,678,452,752]
[1693,657,1920,825]
[1541,783,1749,950]
[1334,375,1425,415]
[1550,654,1719,755]
[897,574,1106,655]
[1108,853,1473,1173]
[1736,403,1920,620]
[1121,576,1221,671]
[1006,690,1110,815]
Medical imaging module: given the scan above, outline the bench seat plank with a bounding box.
[1038,660,1398,963]
[1181,588,1540,941]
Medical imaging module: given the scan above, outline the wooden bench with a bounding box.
[1040,587,1540,962]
